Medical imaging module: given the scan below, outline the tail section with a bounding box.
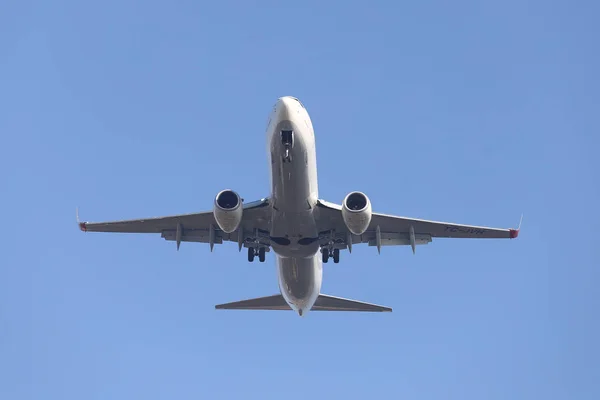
[215,294,291,310]
[312,294,392,312]
[215,293,391,312]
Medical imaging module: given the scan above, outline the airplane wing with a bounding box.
[78,198,272,251]
[315,199,520,253]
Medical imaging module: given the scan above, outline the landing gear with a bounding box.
[248,246,266,263]
[322,248,340,264]
[281,130,293,163]
[321,229,341,264]
[283,148,292,163]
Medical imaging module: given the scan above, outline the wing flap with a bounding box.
[161,228,224,244]
[312,294,392,312]
[365,231,432,247]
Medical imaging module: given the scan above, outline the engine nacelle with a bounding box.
[341,191,372,236]
[213,189,243,233]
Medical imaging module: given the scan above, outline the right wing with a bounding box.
[315,199,520,252]
[78,198,272,250]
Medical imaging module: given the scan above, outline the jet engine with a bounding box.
[213,189,243,233]
[341,191,372,235]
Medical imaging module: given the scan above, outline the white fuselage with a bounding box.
[266,96,322,316]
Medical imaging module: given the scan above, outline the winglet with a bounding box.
[509,214,523,239]
[77,207,87,232]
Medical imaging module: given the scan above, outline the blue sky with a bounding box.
[1,0,599,399]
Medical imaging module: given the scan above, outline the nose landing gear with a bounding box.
[281,130,293,163]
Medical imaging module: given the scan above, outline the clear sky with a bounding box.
[1,1,599,399]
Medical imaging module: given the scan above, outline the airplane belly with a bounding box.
[270,146,312,210]
[268,118,319,259]
[270,210,320,258]
[277,255,322,312]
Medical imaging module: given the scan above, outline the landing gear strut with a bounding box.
[248,247,266,263]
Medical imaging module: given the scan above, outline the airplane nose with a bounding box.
[276,97,295,120]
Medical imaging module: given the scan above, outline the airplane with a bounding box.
[77,96,521,317]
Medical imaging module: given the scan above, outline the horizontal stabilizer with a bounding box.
[215,293,391,312]
[312,294,392,312]
[215,294,291,310]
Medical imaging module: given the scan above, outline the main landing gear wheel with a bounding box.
[322,248,329,263]
[322,248,340,264]
[248,247,266,263]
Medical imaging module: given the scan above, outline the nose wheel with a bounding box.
[283,147,292,163]
[281,130,294,163]
[248,247,266,262]
[322,248,340,264]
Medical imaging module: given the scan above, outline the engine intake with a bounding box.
[213,189,243,233]
[342,191,372,235]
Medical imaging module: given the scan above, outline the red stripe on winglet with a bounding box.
[79,222,87,232]
[509,229,519,239]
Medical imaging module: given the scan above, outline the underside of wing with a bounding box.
[78,211,214,233]
[315,199,520,252]
[369,212,520,239]
[77,198,272,249]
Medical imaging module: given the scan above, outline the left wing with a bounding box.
[78,198,272,251]
[315,199,520,253]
